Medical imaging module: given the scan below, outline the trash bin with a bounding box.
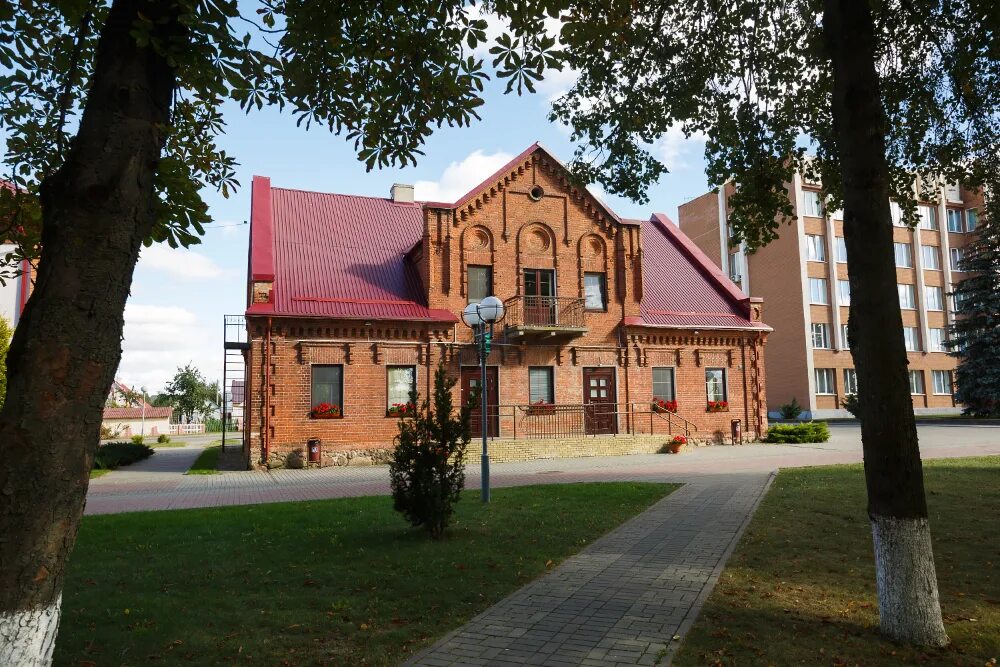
[307,438,321,464]
[730,419,742,445]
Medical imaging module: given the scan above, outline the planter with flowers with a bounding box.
[387,402,416,418]
[526,399,556,416]
[652,398,678,414]
[706,400,729,413]
[666,435,687,454]
[310,403,343,419]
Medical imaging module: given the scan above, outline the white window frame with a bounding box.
[894,242,913,268]
[932,370,953,395]
[947,208,964,233]
[891,201,904,227]
[921,245,940,271]
[924,285,944,311]
[835,237,848,263]
[950,247,963,271]
[837,279,851,306]
[806,234,826,262]
[841,323,850,349]
[814,368,835,395]
[802,190,824,218]
[966,208,978,231]
[843,368,858,395]
[809,278,829,305]
[898,283,916,309]
[811,323,830,349]
[928,328,946,352]
[918,205,938,230]
[903,327,919,352]
[909,370,925,395]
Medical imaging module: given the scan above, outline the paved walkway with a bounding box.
[405,473,772,667]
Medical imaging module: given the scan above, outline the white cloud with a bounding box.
[414,149,514,203]
[140,243,226,280]
[117,303,219,392]
[652,125,706,172]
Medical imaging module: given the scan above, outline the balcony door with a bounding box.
[524,268,556,325]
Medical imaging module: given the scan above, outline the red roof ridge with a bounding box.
[270,186,420,206]
[291,296,425,306]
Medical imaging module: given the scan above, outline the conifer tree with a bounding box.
[948,195,1000,416]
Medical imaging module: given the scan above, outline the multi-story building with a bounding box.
[680,176,981,418]
[0,179,32,327]
[241,143,771,468]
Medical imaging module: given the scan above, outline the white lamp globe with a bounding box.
[462,303,483,327]
[478,295,505,323]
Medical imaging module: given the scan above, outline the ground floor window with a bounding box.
[932,370,953,395]
[311,365,343,413]
[843,368,857,395]
[528,366,554,404]
[387,365,416,411]
[705,368,727,402]
[815,368,835,395]
[652,367,676,402]
[909,370,925,395]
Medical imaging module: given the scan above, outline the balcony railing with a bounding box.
[471,402,697,440]
[502,295,587,337]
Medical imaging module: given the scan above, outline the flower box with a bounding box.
[387,403,416,418]
[310,403,343,419]
[526,401,556,416]
[652,398,678,413]
[706,401,729,413]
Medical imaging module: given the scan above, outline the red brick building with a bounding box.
[242,144,770,468]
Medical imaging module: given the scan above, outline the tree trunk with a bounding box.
[823,0,949,647]
[0,0,182,662]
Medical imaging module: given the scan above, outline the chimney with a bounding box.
[390,183,414,203]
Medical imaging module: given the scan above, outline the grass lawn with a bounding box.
[185,445,221,475]
[674,456,1000,666]
[54,482,675,666]
[89,468,111,479]
[150,439,188,448]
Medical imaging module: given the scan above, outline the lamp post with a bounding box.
[462,295,505,503]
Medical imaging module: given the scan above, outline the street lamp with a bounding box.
[462,295,505,503]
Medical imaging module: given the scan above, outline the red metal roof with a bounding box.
[635,214,769,331]
[250,184,456,322]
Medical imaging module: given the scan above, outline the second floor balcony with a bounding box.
[502,295,588,340]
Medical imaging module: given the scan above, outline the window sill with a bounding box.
[311,414,344,420]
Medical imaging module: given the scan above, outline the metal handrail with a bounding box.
[502,295,586,329]
[472,402,697,440]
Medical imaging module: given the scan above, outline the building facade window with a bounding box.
[728,252,742,281]
[806,234,826,261]
[894,242,913,268]
[837,279,851,306]
[835,237,848,263]
[583,272,608,311]
[921,245,941,270]
[809,278,829,304]
[950,247,964,271]
[903,326,920,351]
[528,366,555,404]
[928,328,946,352]
[815,368,835,394]
[387,366,416,410]
[966,208,978,231]
[898,283,916,309]
[811,323,830,349]
[918,205,938,230]
[311,365,344,412]
[909,370,925,395]
[932,370,953,395]
[891,201,904,226]
[652,367,676,402]
[843,368,858,395]
[705,368,727,402]
[925,285,944,311]
[947,208,964,233]
[841,323,850,348]
[802,191,824,218]
[467,265,493,304]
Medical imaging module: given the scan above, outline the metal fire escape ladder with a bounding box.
[222,315,249,453]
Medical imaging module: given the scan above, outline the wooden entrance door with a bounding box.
[523,269,556,325]
[461,366,499,438]
[583,367,617,435]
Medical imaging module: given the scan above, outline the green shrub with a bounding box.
[389,363,472,539]
[131,434,144,445]
[157,434,170,443]
[764,421,830,444]
[94,442,155,470]
[842,394,860,418]
[778,397,804,420]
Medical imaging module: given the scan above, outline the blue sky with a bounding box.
[109,68,712,392]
